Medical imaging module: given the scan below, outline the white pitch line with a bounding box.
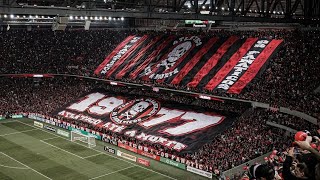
[17,121,177,180]
[0,152,52,180]
[83,153,104,159]
[0,129,39,137]
[89,165,135,180]
[41,137,59,141]
[40,140,85,159]
[0,164,29,170]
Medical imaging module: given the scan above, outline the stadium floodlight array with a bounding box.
[71,131,96,148]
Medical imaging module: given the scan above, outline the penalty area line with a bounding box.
[0,152,52,180]
[89,165,135,180]
[0,163,29,170]
[41,137,59,141]
[0,129,39,137]
[83,153,104,159]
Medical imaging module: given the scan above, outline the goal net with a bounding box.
[71,131,96,148]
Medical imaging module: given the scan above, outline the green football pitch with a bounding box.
[0,118,209,180]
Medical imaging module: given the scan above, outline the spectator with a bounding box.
[1,28,319,176]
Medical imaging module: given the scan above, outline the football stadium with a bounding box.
[0,0,320,179]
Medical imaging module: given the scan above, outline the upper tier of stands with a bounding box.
[1,29,319,119]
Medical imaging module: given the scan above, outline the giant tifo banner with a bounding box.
[53,89,237,153]
[94,35,283,94]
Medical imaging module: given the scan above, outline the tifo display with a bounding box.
[0,28,319,180]
[53,89,237,153]
[95,35,283,94]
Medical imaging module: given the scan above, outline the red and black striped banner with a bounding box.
[204,38,258,91]
[227,39,283,94]
[129,36,176,79]
[94,36,137,75]
[187,36,239,88]
[95,35,283,94]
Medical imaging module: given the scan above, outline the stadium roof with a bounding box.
[0,0,319,25]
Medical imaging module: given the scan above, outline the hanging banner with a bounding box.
[94,35,282,94]
[54,89,236,154]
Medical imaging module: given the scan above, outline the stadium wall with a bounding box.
[223,152,273,177]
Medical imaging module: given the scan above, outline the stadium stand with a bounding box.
[0,77,317,173]
[0,29,319,179]
[0,29,319,118]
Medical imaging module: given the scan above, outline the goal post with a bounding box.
[70,131,96,148]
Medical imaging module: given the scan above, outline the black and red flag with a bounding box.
[95,35,283,94]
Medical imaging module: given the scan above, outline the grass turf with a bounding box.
[0,118,209,180]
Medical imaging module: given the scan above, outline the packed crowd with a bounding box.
[0,78,96,115]
[233,130,320,180]
[1,28,320,179]
[235,30,320,119]
[0,29,129,76]
[266,111,318,135]
[0,29,319,119]
[191,108,293,171]
[0,77,249,116]
[1,77,318,175]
